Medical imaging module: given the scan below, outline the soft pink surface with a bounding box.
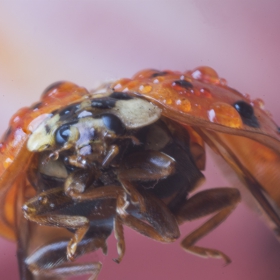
[0,1,280,280]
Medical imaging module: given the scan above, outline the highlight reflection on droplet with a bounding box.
[207,102,243,128]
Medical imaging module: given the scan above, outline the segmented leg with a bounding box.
[26,238,104,280]
[118,150,176,212]
[175,188,240,263]
[69,185,180,262]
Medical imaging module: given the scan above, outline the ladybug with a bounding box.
[0,67,280,280]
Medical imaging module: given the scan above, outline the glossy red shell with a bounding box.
[112,67,280,226]
[1,67,280,241]
[112,67,279,138]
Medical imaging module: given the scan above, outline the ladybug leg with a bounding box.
[117,189,180,244]
[113,214,126,263]
[108,189,180,263]
[64,168,97,196]
[62,184,127,263]
[102,144,120,167]
[69,150,176,212]
[118,150,176,212]
[43,148,177,265]
[174,188,240,264]
[25,237,105,280]
[28,262,101,280]
[68,185,180,263]
[114,150,179,260]
[22,188,90,261]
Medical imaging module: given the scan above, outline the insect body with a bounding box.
[0,67,280,279]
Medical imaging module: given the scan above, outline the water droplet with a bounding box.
[112,78,131,91]
[252,98,265,109]
[175,98,191,112]
[165,98,173,105]
[200,88,212,98]
[189,67,226,85]
[3,157,13,169]
[207,102,243,128]
[139,84,152,94]
[219,78,227,86]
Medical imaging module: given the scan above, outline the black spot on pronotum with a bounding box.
[110,92,132,100]
[45,125,51,134]
[59,104,80,116]
[233,100,260,128]
[173,80,193,90]
[91,98,117,109]
[150,71,169,78]
[102,114,125,135]
[41,81,65,97]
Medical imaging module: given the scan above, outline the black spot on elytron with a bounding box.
[173,80,193,90]
[2,126,12,142]
[234,101,254,118]
[150,71,169,78]
[233,101,260,128]
[102,114,125,135]
[110,92,132,100]
[45,125,51,134]
[277,127,280,134]
[41,81,65,97]
[91,98,117,109]
[31,102,43,110]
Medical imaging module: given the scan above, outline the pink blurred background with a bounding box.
[1,1,280,279]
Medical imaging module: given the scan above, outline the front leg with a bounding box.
[68,150,176,212]
[26,237,104,280]
[68,185,180,263]
[118,150,176,212]
[22,188,90,261]
[175,188,240,264]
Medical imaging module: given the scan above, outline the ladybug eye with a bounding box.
[102,114,125,135]
[233,100,260,128]
[55,124,71,145]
